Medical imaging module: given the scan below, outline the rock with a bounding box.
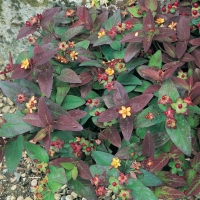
[3,97,7,103]
[71,192,78,199]
[10,196,16,200]
[54,193,61,200]
[9,107,16,113]
[21,173,26,177]
[61,184,68,190]
[10,177,17,183]
[65,195,73,200]
[11,185,17,190]
[24,197,33,200]
[30,179,37,187]
[6,196,11,200]
[2,106,10,113]
[0,103,3,108]
[7,98,14,106]
[0,74,6,80]
[61,196,66,200]
[82,198,87,200]
[14,172,21,182]
[17,196,24,200]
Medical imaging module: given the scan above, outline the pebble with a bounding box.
[61,196,66,200]
[11,196,16,200]
[11,185,17,190]
[0,74,6,80]
[6,196,11,200]
[82,198,87,200]
[0,103,3,108]
[2,106,10,113]
[65,195,73,200]
[71,192,78,199]
[30,179,37,187]
[24,197,33,200]
[14,172,21,182]
[7,98,14,106]
[54,193,61,200]
[9,107,16,113]
[17,196,24,200]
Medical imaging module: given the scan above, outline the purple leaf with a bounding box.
[120,115,134,141]
[124,42,142,63]
[162,61,184,70]
[144,0,158,11]
[121,31,144,43]
[192,48,200,68]
[150,153,169,172]
[54,114,83,131]
[189,38,200,46]
[177,16,190,41]
[34,44,44,55]
[138,67,161,82]
[143,84,161,94]
[180,53,195,62]
[154,27,175,40]
[127,94,153,113]
[68,110,87,120]
[23,114,44,127]
[143,10,155,32]
[94,10,109,30]
[115,147,130,159]
[42,128,51,151]
[57,68,82,83]
[11,66,31,79]
[17,24,38,40]
[175,41,187,59]
[38,67,53,98]
[171,77,190,90]
[42,33,54,45]
[98,106,118,123]
[163,42,176,58]
[80,82,93,98]
[77,160,93,180]
[143,34,153,52]
[142,131,155,157]
[38,97,54,126]
[113,81,129,106]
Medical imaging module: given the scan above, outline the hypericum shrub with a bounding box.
[0,0,200,199]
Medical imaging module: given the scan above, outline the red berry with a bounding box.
[197,23,200,28]
[162,7,166,12]
[26,21,31,26]
[33,159,38,163]
[184,190,187,195]
[87,99,92,104]
[193,10,198,15]
[175,163,181,168]
[147,49,152,54]
[193,3,198,8]
[86,147,91,152]
[46,169,50,173]
[123,193,127,197]
[168,4,172,9]
[103,76,108,81]
[95,111,100,116]
[37,14,42,19]
[112,182,117,186]
[182,12,186,16]
[77,152,81,157]
[173,1,178,7]
[178,104,182,109]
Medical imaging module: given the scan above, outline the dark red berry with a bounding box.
[193,10,198,15]
[87,99,92,104]
[46,169,50,173]
[112,182,117,186]
[36,14,42,19]
[26,21,31,26]
[77,152,81,157]
[95,111,100,116]
[182,12,186,16]
[193,3,198,8]
[123,193,127,197]
[175,163,181,168]
[86,147,91,152]
[184,190,187,195]
[103,76,108,81]
[197,23,200,28]
[33,159,38,163]
[168,4,172,9]
[147,49,152,54]
[178,104,182,109]
[173,1,178,7]
[162,7,166,12]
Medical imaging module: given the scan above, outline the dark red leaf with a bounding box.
[143,84,161,94]
[177,16,190,41]
[42,128,51,151]
[98,106,118,123]
[120,115,134,141]
[163,42,176,58]
[163,67,178,80]
[80,82,93,98]
[143,10,155,32]
[42,33,54,45]
[124,42,142,63]
[70,20,85,28]
[171,77,189,90]
[113,81,129,106]
[154,27,175,40]
[50,157,77,167]
[162,61,184,70]
[138,68,161,82]
[179,53,195,62]
[68,110,87,120]
[99,126,121,148]
[121,31,144,43]
[41,7,61,26]
[175,41,187,59]
[94,10,109,30]
[191,48,200,68]
[11,66,31,79]
[142,131,155,157]
[57,68,82,83]
[150,153,169,172]
[77,160,93,180]
[38,67,53,98]
[54,114,83,131]
[115,147,130,159]
[191,82,200,99]
[23,114,44,127]
[143,34,153,53]
[38,97,54,126]
[186,174,200,196]
[102,94,115,108]
[127,94,153,113]
[17,24,38,40]
[170,145,183,157]
[189,38,200,46]
[34,44,44,55]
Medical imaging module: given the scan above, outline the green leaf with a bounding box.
[61,26,84,41]
[16,51,30,64]
[5,135,24,173]
[134,105,165,128]
[148,50,162,69]
[68,178,97,200]
[90,165,109,177]
[104,9,121,30]
[61,162,75,170]
[93,35,112,47]
[127,178,158,200]
[92,151,114,166]
[75,40,90,49]
[62,95,85,110]
[83,90,99,100]
[110,41,121,51]
[188,105,200,115]
[56,85,70,105]
[185,169,196,185]
[138,169,163,187]
[101,45,115,60]
[144,0,158,11]
[166,114,191,156]
[79,60,102,67]
[134,81,152,93]
[0,113,33,138]
[71,166,78,180]
[128,7,143,18]
[117,74,142,86]
[42,190,55,200]
[24,141,49,163]
[114,49,126,59]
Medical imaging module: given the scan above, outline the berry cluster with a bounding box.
[25,14,42,27]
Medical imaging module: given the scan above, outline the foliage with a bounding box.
[0,0,200,199]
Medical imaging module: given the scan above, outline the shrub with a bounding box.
[0,0,200,199]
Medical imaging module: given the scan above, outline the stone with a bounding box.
[54,193,61,200]
[71,192,78,199]
[11,185,17,190]
[82,198,87,200]
[24,197,33,200]
[10,196,16,200]
[65,195,73,200]
[7,98,14,106]
[2,106,10,113]
[30,179,37,187]
[0,74,6,80]
[0,103,3,108]
[17,196,24,200]
[6,196,11,200]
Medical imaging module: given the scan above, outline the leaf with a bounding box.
[98,106,118,123]
[23,113,44,127]
[38,67,53,98]
[127,178,158,200]
[105,9,121,30]
[134,105,165,128]
[38,97,54,126]
[79,60,102,67]
[115,147,130,160]
[117,74,142,86]
[175,41,187,59]
[81,82,93,98]
[68,178,97,200]
[17,24,38,40]
[56,85,70,105]
[24,141,49,162]
[57,68,82,83]
[68,110,87,120]
[33,128,48,142]
[61,26,84,41]
[150,153,169,172]
[124,42,142,63]
[76,40,90,49]
[54,114,83,131]
[120,115,134,141]
[93,35,112,47]
[189,38,200,46]
[99,126,121,148]
[177,16,190,41]
[143,10,155,32]
[144,0,157,11]
[62,95,85,110]
[94,10,109,30]
[110,41,121,51]
[191,152,200,172]
[154,186,184,199]
[166,114,191,156]
[143,34,153,53]
[42,190,54,200]
[120,31,144,43]
[0,113,33,138]
[185,169,196,185]
[148,50,162,68]
[157,171,187,187]
[90,165,109,177]
[71,166,78,180]
[138,169,162,187]
[142,131,155,157]
[5,135,24,173]
[163,42,176,58]
[186,174,200,196]
[92,151,114,166]
[77,160,93,180]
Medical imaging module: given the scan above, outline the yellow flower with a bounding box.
[155,17,165,25]
[118,106,131,118]
[168,21,177,30]
[70,51,78,61]
[98,29,106,38]
[21,58,30,69]
[111,157,121,168]
[105,67,114,76]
